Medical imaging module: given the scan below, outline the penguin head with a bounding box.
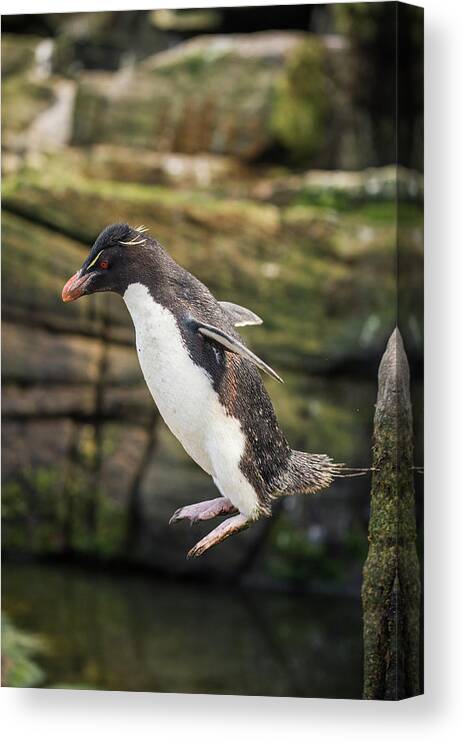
[62,223,155,302]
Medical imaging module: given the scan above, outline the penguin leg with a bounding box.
[169,497,238,525]
[187,514,250,558]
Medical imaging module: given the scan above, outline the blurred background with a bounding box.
[1,3,423,696]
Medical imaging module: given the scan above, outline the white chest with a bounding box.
[123,283,259,518]
[123,283,215,472]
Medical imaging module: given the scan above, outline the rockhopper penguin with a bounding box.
[62,223,345,557]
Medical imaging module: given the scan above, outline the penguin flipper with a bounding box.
[219,301,263,327]
[195,321,284,384]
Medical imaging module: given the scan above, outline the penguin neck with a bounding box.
[122,246,186,325]
[123,281,178,335]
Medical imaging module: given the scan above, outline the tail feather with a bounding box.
[276,450,368,497]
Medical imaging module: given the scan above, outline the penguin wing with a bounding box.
[195,321,283,384]
[219,301,263,327]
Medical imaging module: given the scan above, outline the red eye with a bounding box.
[100,259,109,270]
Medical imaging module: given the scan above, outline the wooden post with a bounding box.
[362,328,421,700]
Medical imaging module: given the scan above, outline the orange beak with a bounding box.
[62,272,93,302]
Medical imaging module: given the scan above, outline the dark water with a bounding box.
[2,562,363,698]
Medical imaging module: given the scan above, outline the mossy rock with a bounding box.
[2,77,56,142]
[1,35,58,146]
[69,31,368,166]
[271,38,329,162]
[2,419,75,482]
[271,36,377,169]
[40,146,247,189]
[1,211,130,337]
[70,32,309,160]
[2,322,102,385]
[3,164,397,369]
[1,34,44,78]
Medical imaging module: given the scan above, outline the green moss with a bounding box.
[2,77,55,134]
[271,39,329,161]
[331,3,383,44]
[3,167,279,239]
[155,50,219,78]
[72,49,276,158]
[1,211,130,336]
[289,192,405,226]
[1,35,42,78]
[362,331,421,699]
[1,613,46,687]
[2,466,66,553]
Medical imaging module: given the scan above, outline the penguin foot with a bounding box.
[187,514,250,558]
[169,497,238,525]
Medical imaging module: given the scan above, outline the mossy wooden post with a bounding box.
[362,328,421,700]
